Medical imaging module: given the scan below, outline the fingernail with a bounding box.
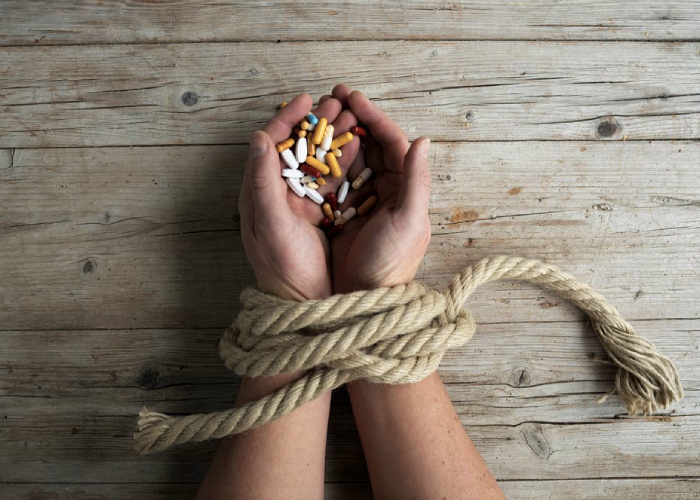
[419,138,431,159]
[250,132,268,158]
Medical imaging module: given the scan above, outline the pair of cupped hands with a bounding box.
[239,84,432,301]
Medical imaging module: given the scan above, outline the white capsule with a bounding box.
[286,177,306,197]
[300,174,316,184]
[334,209,342,219]
[321,124,334,151]
[315,148,327,164]
[337,180,350,204]
[280,148,299,169]
[331,148,342,158]
[335,207,356,225]
[304,186,324,204]
[307,122,316,132]
[282,168,304,178]
[295,137,307,163]
[352,167,372,189]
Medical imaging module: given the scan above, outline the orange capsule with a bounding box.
[330,132,353,150]
[326,151,342,178]
[322,203,335,221]
[275,138,295,153]
[300,120,310,130]
[316,177,326,186]
[357,194,378,216]
[308,141,316,156]
[298,130,307,138]
[305,156,330,175]
[279,101,288,109]
[311,117,327,145]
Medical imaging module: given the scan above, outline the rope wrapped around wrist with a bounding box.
[134,255,683,454]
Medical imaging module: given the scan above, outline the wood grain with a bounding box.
[2,42,699,148]
[2,1,699,45]
[2,142,698,330]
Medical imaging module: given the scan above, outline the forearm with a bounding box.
[348,371,506,500]
[196,372,331,500]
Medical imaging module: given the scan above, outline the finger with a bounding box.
[332,84,353,108]
[331,109,358,135]
[318,94,332,105]
[244,130,292,228]
[312,96,342,123]
[263,93,313,143]
[396,137,431,221]
[347,90,409,172]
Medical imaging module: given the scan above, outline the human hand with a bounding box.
[327,85,432,293]
[238,93,360,301]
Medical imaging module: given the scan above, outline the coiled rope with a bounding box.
[134,255,683,454]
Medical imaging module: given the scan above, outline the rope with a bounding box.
[134,255,683,454]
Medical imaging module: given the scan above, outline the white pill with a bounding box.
[316,147,327,164]
[352,167,372,189]
[337,180,350,204]
[335,207,356,226]
[281,148,299,169]
[282,168,304,178]
[286,177,306,197]
[295,137,307,163]
[321,124,334,151]
[300,175,316,184]
[306,181,319,190]
[334,209,342,219]
[304,186,324,204]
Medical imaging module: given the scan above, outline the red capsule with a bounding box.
[325,223,344,239]
[350,125,367,137]
[324,192,338,211]
[320,216,333,231]
[300,163,324,178]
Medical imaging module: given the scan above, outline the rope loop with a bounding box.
[134,255,683,454]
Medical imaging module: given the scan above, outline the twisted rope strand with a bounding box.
[134,255,683,454]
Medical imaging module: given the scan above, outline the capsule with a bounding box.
[279,101,288,109]
[308,142,316,156]
[276,138,295,153]
[321,217,333,231]
[330,131,353,150]
[307,122,316,132]
[335,207,356,225]
[350,126,367,137]
[321,125,335,151]
[281,149,299,169]
[315,147,327,164]
[286,177,306,198]
[306,113,319,125]
[352,167,372,189]
[316,177,326,186]
[357,194,378,216]
[307,181,319,190]
[300,174,316,184]
[298,130,307,138]
[300,120,310,131]
[282,168,304,178]
[333,209,342,219]
[326,151,342,178]
[300,163,324,178]
[337,180,350,204]
[312,118,327,145]
[326,223,344,239]
[305,156,330,175]
[324,193,338,211]
[322,203,335,221]
[331,148,342,158]
[304,186,324,204]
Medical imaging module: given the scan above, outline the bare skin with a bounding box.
[196,86,506,500]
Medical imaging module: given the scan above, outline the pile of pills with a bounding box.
[276,102,377,239]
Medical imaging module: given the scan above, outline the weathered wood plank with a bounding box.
[2,42,699,147]
[2,142,698,330]
[2,1,699,45]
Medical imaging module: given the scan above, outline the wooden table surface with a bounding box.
[1,2,699,498]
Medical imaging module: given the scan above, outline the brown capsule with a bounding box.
[357,195,378,216]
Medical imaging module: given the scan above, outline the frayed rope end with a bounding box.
[134,408,171,455]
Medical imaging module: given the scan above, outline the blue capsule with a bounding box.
[306,113,319,125]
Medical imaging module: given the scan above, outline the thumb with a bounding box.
[396,137,432,222]
[246,130,289,226]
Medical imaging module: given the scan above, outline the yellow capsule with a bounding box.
[300,120,310,130]
[305,156,330,175]
[316,177,326,186]
[279,101,288,109]
[330,132,353,150]
[275,138,295,153]
[326,151,342,178]
[331,148,342,158]
[298,130,307,138]
[322,203,335,221]
[357,195,378,216]
[311,117,327,145]
[308,142,316,156]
